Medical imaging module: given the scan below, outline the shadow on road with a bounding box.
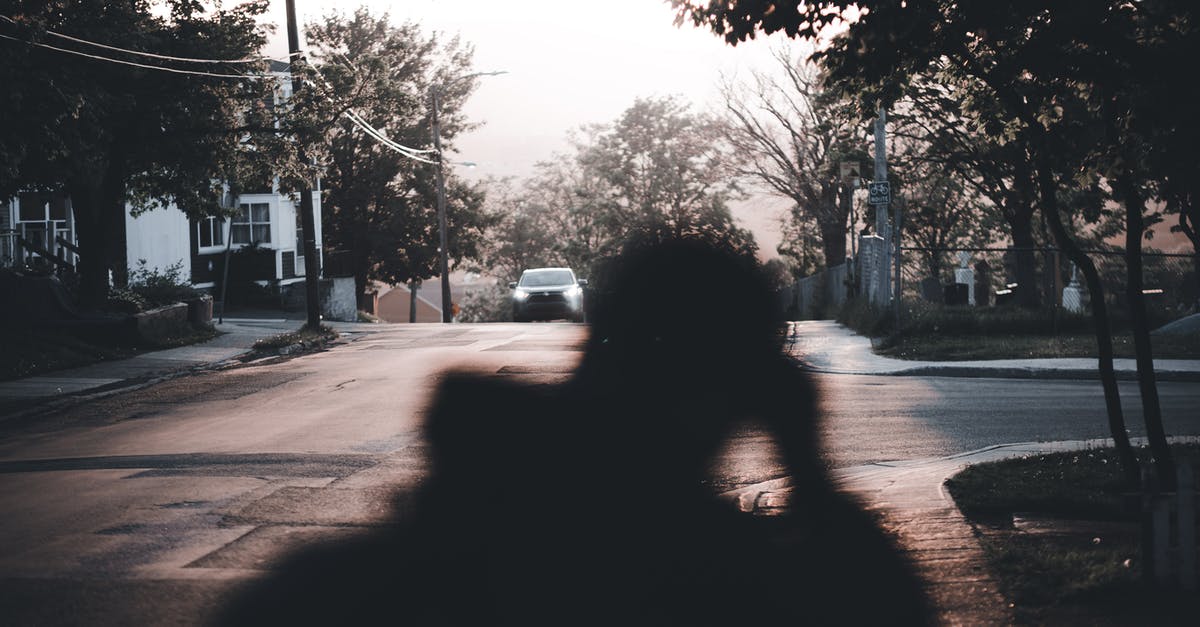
[218,239,933,625]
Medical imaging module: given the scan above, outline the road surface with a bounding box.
[2,323,1197,624]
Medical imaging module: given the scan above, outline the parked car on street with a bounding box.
[509,267,587,322]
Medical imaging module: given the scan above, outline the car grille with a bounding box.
[528,293,567,305]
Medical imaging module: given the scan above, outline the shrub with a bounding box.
[836,297,894,337]
[840,296,1094,339]
[106,288,149,314]
[128,259,199,308]
[458,283,513,322]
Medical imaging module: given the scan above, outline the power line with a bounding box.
[343,108,437,158]
[342,111,438,164]
[341,110,440,161]
[0,14,296,65]
[2,20,442,165]
[0,33,271,79]
[308,66,439,161]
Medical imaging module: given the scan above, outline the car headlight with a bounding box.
[566,285,582,298]
[513,288,529,301]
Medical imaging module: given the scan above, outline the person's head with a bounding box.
[577,238,783,476]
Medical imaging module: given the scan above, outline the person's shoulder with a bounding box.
[427,371,552,417]
[424,371,557,453]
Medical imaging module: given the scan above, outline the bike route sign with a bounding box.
[868,181,891,205]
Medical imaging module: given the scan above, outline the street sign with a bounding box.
[868,181,890,205]
[839,161,863,182]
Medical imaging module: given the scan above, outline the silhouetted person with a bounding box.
[218,239,932,626]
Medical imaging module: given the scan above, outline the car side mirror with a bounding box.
[577,279,588,287]
[508,281,517,289]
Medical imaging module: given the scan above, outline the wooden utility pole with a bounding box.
[430,88,453,323]
[285,0,322,330]
[871,107,892,308]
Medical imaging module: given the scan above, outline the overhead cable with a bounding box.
[308,66,440,161]
[0,14,296,65]
[344,108,437,156]
[341,111,437,164]
[1,21,443,165]
[0,33,271,79]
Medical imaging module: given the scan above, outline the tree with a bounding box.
[470,97,757,318]
[774,210,825,279]
[719,49,864,269]
[305,8,490,307]
[895,164,989,287]
[672,0,1200,486]
[0,0,280,308]
[581,96,757,262]
[888,74,1042,306]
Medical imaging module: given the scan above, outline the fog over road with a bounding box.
[1,322,1197,623]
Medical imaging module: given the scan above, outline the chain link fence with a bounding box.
[896,245,1199,330]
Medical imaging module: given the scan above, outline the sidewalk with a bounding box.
[786,320,1200,381]
[770,322,1200,623]
[726,436,1200,625]
[0,317,372,416]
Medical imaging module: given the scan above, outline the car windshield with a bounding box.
[520,270,574,287]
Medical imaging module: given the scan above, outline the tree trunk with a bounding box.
[816,181,854,266]
[351,223,372,314]
[1009,212,1041,309]
[409,279,419,323]
[818,218,848,269]
[1116,169,1174,489]
[817,183,848,268]
[1180,204,1200,310]
[70,183,110,311]
[68,159,127,311]
[1034,143,1140,486]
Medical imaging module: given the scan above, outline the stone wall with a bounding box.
[133,303,190,343]
[319,277,357,322]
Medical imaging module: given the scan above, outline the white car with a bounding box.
[509,268,587,322]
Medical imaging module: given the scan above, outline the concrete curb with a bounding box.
[850,365,1200,382]
[724,436,1200,625]
[0,329,360,425]
[0,355,249,425]
[785,320,1200,382]
[790,351,1200,382]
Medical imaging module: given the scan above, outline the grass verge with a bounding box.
[251,324,338,355]
[838,297,1200,360]
[0,326,218,381]
[945,444,1200,624]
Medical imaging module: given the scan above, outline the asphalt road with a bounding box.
[709,373,1200,492]
[2,322,1198,624]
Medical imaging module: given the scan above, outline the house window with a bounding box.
[48,196,68,220]
[197,216,224,249]
[18,192,46,221]
[232,202,270,245]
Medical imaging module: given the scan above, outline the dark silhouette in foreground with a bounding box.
[219,240,933,625]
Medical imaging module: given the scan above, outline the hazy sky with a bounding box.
[260,0,807,257]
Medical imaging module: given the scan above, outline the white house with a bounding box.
[1,60,325,301]
[1,187,323,296]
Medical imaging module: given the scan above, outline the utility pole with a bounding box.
[873,107,892,307]
[285,0,321,330]
[430,87,453,323]
[409,279,419,323]
[429,71,505,323]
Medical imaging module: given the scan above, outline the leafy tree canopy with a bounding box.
[478,96,757,288]
[305,7,491,300]
[0,0,281,305]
